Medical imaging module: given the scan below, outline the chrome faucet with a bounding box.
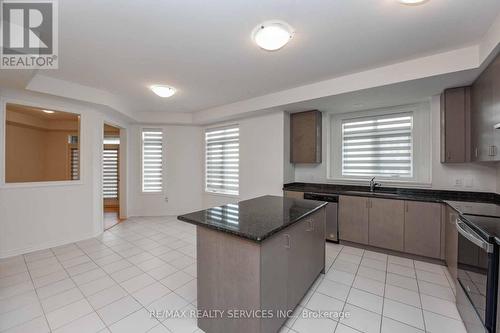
[369,177,381,192]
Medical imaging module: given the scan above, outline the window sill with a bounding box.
[204,190,240,198]
[0,180,84,189]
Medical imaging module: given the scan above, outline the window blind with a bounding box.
[70,148,79,180]
[142,129,163,193]
[205,126,239,195]
[103,148,118,198]
[342,113,413,178]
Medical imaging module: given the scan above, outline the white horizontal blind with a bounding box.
[70,148,79,180]
[142,129,163,193]
[342,113,413,178]
[103,148,118,199]
[205,126,239,195]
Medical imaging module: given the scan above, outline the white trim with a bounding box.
[327,102,431,184]
[0,231,102,259]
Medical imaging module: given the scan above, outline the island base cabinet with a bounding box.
[196,207,326,333]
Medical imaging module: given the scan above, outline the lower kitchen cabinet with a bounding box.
[404,201,443,258]
[368,198,405,251]
[338,195,444,260]
[444,205,459,284]
[339,195,369,244]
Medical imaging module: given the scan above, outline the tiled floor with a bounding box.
[0,217,467,333]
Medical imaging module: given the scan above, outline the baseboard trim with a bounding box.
[0,231,103,259]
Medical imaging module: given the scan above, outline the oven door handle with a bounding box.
[456,218,494,253]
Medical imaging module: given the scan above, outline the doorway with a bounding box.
[103,124,122,229]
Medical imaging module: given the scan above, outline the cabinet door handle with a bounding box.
[284,234,291,249]
[307,220,314,232]
[405,202,408,213]
[366,199,370,209]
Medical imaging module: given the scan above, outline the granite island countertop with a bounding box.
[177,195,327,242]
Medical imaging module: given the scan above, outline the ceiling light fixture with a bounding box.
[398,0,429,5]
[252,21,294,51]
[42,110,55,114]
[150,85,176,98]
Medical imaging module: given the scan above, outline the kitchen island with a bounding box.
[177,195,327,333]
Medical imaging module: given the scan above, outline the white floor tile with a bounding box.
[87,284,128,309]
[420,294,461,320]
[108,308,159,333]
[382,299,424,330]
[317,278,351,301]
[384,284,421,308]
[53,312,106,333]
[325,269,355,286]
[40,287,84,313]
[347,288,383,314]
[132,282,170,306]
[0,302,43,331]
[340,303,381,333]
[1,316,50,333]
[305,292,345,314]
[380,317,423,333]
[423,310,467,333]
[292,309,337,333]
[46,298,94,330]
[385,273,418,292]
[357,266,386,283]
[175,279,197,303]
[97,295,142,326]
[79,276,116,296]
[353,276,385,296]
[160,271,193,290]
[36,278,75,299]
[417,280,455,301]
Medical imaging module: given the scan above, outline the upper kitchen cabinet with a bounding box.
[471,52,500,161]
[290,110,322,163]
[440,87,471,163]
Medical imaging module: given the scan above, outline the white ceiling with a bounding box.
[25,0,499,115]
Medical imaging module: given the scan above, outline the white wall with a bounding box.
[294,96,499,192]
[0,89,130,258]
[203,112,287,208]
[128,125,204,217]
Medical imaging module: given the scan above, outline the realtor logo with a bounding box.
[1,0,58,69]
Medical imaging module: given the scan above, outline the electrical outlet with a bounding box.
[454,178,463,187]
[465,177,474,188]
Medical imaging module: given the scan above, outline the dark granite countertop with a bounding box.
[445,201,500,218]
[284,182,500,204]
[177,195,327,242]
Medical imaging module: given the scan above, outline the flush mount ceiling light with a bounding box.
[42,110,55,114]
[398,0,429,5]
[252,21,294,51]
[150,85,176,98]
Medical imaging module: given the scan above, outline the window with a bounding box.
[142,129,163,193]
[342,113,413,178]
[329,103,431,184]
[205,126,239,195]
[103,136,119,199]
